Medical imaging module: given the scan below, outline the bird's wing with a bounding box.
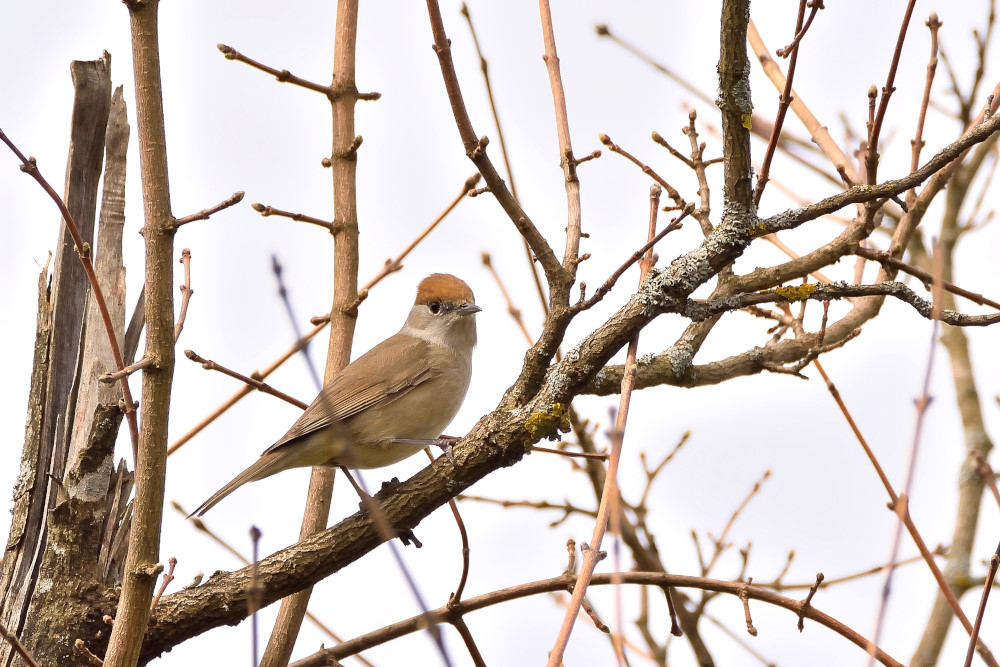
[262,334,439,453]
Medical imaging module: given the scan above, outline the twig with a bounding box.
[290,571,906,667]
[0,619,42,667]
[909,15,941,179]
[705,471,772,573]
[574,205,691,312]
[172,190,244,227]
[75,639,104,665]
[538,0,584,276]
[869,242,943,657]
[167,323,325,455]
[754,0,812,206]
[184,349,308,409]
[99,356,156,383]
[776,1,825,57]
[217,43,380,100]
[853,245,1000,310]
[747,20,860,189]
[272,254,323,391]
[965,546,1000,667]
[150,557,177,611]
[174,248,193,341]
[481,252,534,345]
[680,110,719,236]
[370,173,481,285]
[460,3,549,316]
[425,0,566,292]
[813,360,999,666]
[866,0,919,184]
[739,578,758,636]
[548,184,662,666]
[601,133,687,210]
[251,202,338,232]
[797,574,824,631]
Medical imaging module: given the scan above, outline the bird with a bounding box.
[190,273,480,516]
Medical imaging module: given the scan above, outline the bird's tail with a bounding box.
[188,450,294,517]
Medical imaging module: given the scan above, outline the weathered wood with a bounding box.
[14,83,133,667]
[0,54,112,667]
[67,84,129,491]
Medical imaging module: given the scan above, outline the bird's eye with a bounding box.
[428,301,441,314]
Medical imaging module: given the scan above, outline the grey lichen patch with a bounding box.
[663,343,694,378]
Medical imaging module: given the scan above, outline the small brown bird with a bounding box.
[190,273,480,516]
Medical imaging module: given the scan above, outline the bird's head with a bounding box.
[403,273,480,349]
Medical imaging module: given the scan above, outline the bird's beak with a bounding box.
[458,303,482,315]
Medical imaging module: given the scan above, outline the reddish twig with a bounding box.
[813,360,998,666]
[251,202,338,233]
[460,4,549,316]
[174,248,193,341]
[184,349,308,410]
[0,619,42,667]
[150,557,177,611]
[754,0,812,206]
[865,0,919,184]
[172,190,244,227]
[548,184,663,666]
[218,43,380,100]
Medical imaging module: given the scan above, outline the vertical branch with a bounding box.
[537,0,583,285]
[753,0,808,206]
[103,1,176,665]
[547,185,662,666]
[865,0,919,184]
[260,1,362,664]
[718,0,755,214]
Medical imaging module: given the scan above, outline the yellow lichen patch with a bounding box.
[525,403,570,442]
[773,284,818,301]
[742,111,753,130]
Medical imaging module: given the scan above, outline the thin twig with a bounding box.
[0,619,42,667]
[252,202,338,232]
[548,184,662,666]
[184,349,308,409]
[172,190,244,227]
[99,356,156,384]
[481,252,534,345]
[601,133,687,209]
[460,3,549,316]
[813,360,998,666]
[291,572,906,667]
[217,43,380,100]
[174,248,193,341]
[853,245,1000,310]
[754,0,812,206]
[866,0,919,184]
[150,557,177,611]
[574,206,690,312]
[170,502,375,665]
[538,0,584,276]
